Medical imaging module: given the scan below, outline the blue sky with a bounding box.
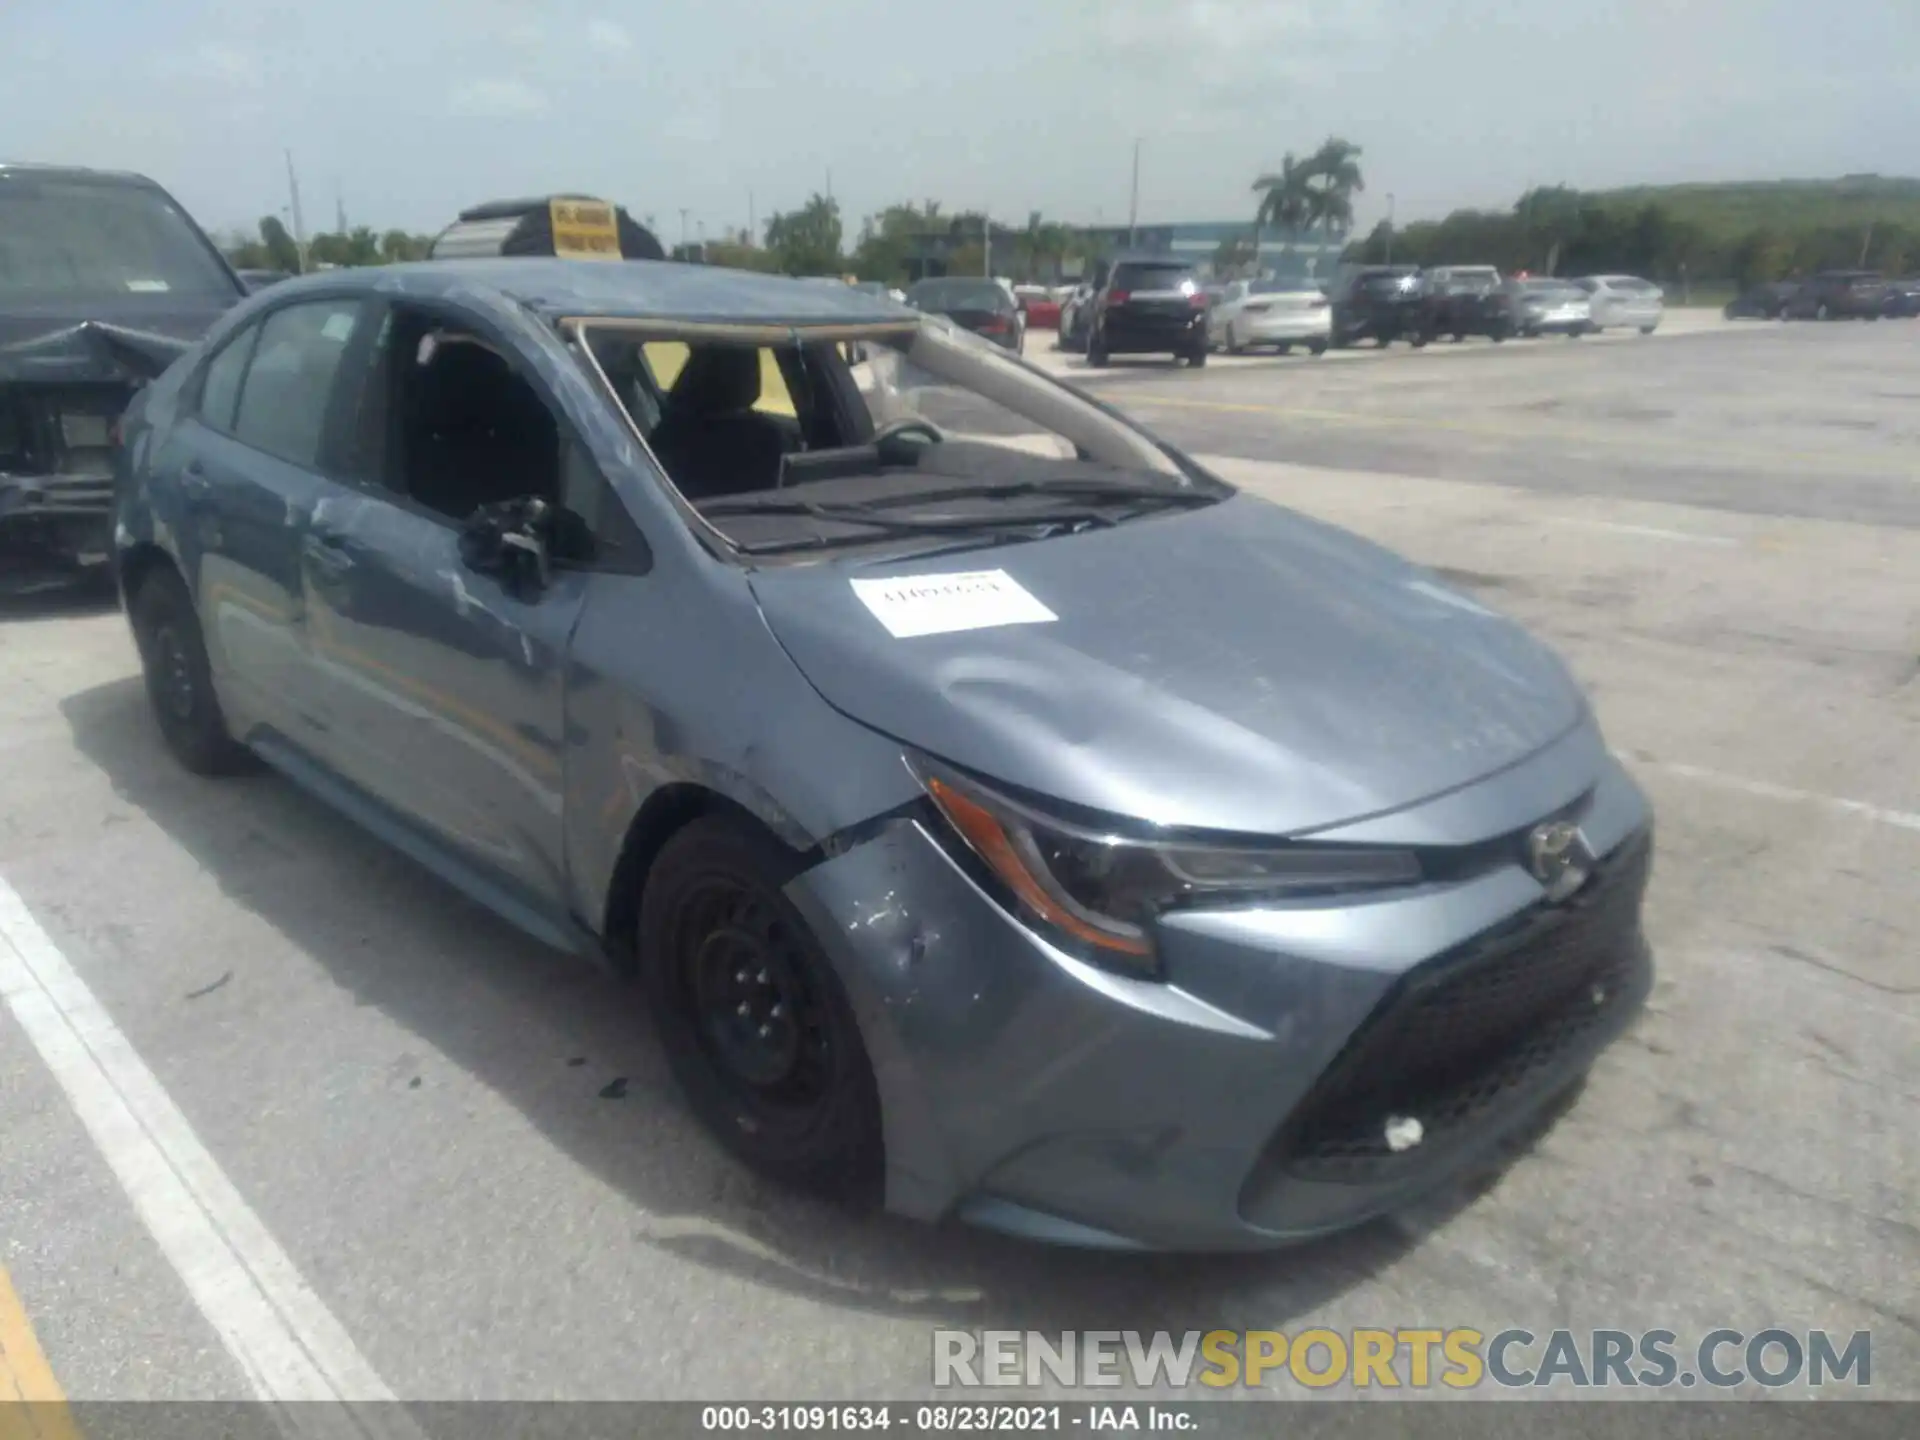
[4,0,1916,243]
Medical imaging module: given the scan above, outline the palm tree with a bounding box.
[1252,154,1314,270]
[1300,136,1365,242]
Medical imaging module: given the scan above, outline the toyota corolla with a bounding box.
[112,259,1653,1251]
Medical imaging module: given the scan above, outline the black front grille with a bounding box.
[1266,830,1653,1185]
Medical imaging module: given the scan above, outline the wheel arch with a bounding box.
[116,540,181,609]
[600,781,821,976]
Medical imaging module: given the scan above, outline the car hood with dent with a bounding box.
[748,493,1587,837]
[0,299,235,384]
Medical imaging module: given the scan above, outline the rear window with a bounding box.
[1110,263,1196,293]
[0,174,237,301]
[907,279,1009,311]
[1358,273,1413,295]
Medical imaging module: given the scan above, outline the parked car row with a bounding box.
[1724,270,1920,321]
[1046,260,1686,365]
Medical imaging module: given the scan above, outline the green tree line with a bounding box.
[223,215,437,272]
[1343,178,1919,283]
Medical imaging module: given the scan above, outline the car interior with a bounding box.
[585,335,867,501]
[369,307,562,521]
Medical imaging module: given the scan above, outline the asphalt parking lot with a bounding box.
[1,316,1915,1409]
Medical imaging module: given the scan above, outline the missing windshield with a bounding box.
[577,319,1228,561]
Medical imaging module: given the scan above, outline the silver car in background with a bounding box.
[1207,278,1332,355]
[1513,278,1595,338]
[1578,275,1664,334]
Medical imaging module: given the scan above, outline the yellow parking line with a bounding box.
[0,1267,82,1440]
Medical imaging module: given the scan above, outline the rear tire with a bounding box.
[1186,344,1207,368]
[1087,333,1109,367]
[129,567,254,776]
[1308,340,1328,355]
[1225,324,1244,356]
[1639,324,1655,335]
[1275,342,1291,356]
[639,816,884,1202]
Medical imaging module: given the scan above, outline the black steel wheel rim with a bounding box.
[153,625,196,721]
[673,877,834,1116]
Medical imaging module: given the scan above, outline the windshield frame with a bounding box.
[563,313,1231,567]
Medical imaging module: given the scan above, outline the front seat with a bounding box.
[645,346,793,500]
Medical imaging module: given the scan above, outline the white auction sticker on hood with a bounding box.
[850,569,1057,639]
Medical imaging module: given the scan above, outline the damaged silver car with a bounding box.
[1,162,246,592]
[113,259,1654,1251]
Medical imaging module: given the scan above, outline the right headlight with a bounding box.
[909,757,1422,975]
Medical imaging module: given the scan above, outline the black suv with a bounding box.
[1,162,247,591]
[1421,266,1516,342]
[1332,266,1429,348]
[1784,271,1887,321]
[1086,257,1209,367]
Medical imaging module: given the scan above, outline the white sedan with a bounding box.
[1577,275,1664,334]
[1207,278,1332,355]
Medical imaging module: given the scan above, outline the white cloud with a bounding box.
[448,77,548,117]
[587,19,632,53]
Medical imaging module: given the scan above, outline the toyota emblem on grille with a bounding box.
[1526,820,1594,902]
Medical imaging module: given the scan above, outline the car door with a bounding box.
[294,302,605,927]
[166,299,368,745]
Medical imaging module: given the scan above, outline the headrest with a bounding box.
[668,345,761,418]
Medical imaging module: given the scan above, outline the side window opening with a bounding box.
[379,307,561,522]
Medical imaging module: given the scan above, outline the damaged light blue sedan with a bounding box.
[112,259,1654,1251]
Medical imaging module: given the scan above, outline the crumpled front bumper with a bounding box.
[1,471,115,576]
[782,741,1654,1252]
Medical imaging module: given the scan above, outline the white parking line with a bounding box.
[0,877,425,1440]
[1619,752,1920,834]
[1561,519,1740,547]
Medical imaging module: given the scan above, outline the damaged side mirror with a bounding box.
[457,497,592,599]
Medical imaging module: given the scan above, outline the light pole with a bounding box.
[1385,193,1396,265]
[1127,139,1141,249]
[678,208,690,255]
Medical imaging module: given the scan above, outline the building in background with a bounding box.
[903,220,1347,284]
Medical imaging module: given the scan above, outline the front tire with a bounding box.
[1307,339,1328,355]
[129,567,253,776]
[639,816,885,1201]
[1225,323,1244,356]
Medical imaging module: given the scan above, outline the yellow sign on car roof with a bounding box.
[550,199,621,261]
